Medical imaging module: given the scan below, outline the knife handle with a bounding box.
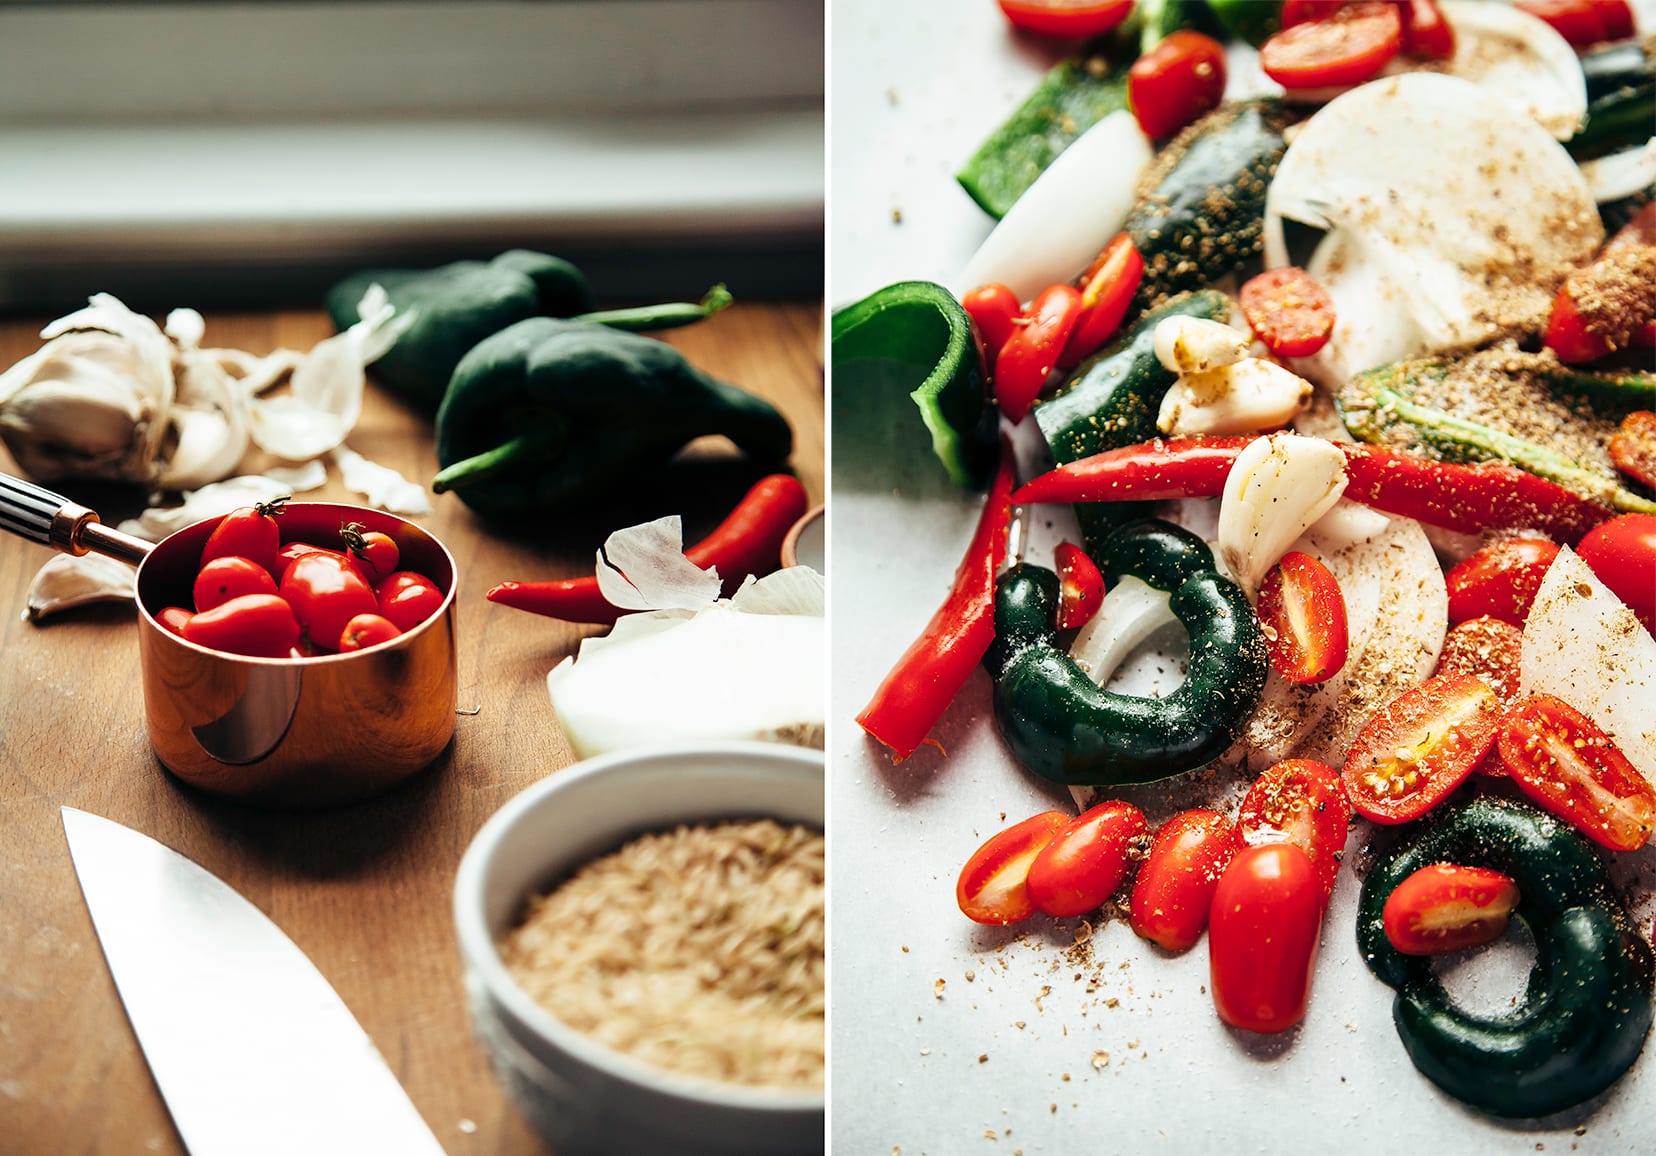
[0,472,151,564]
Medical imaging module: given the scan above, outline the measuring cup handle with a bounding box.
[0,472,74,548]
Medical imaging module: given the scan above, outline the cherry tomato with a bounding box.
[156,606,193,637]
[1054,541,1106,630]
[996,0,1133,39]
[1515,0,1608,46]
[1260,1,1402,89]
[200,497,286,578]
[1059,232,1145,368]
[279,551,379,654]
[376,570,447,632]
[1444,537,1561,626]
[1433,616,1523,778]
[1544,279,1621,363]
[957,811,1070,925]
[180,594,300,659]
[1382,863,1520,956]
[1129,809,1241,952]
[340,522,399,584]
[962,283,1022,371]
[1609,411,1656,491]
[1397,0,1455,57]
[339,612,402,652]
[1256,550,1349,684]
[1239,267,1336,358]
[995,284,1082,423]
[1128,30,1227,140]
[1281,0,1348,27]
[1342,672,1502,824]
[275,541,337,584]
[1208,843,1324,1034]
[1588,0,1637,39]
[192,555,279,613]
[1498,694,1656,852]
[1576,513,1656,634]
[1025,800,1147,918]
[1238,758,1350,900]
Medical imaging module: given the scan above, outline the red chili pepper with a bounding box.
[486,473,809,624]
[1012,437,1615,544]
[1058,233,1144,369]
[856,439,1016,761]
[995,284,1083,423]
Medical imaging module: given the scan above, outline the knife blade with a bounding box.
[61,807,447,1156]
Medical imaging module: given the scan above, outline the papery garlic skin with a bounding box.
[1218,433,1348,600]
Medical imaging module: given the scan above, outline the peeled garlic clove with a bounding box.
[1218,433,1348,599]
[25,553,137,621]
[1153,316,1252,376]
[1157,359,1314,436]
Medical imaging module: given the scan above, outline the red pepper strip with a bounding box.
[486,473,809,624]
[1012,437,1615,545]
[856,439,1016,761]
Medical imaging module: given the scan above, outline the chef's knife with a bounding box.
[61,807,448,1156]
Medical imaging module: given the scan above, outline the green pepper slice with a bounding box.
[1358,795,1655,1119]
[986,520,1267,786]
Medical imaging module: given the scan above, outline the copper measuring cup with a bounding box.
[1,473,458,809]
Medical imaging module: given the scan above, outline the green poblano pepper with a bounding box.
[431,317,791,519]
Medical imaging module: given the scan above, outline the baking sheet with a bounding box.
[828,3,1656,1151]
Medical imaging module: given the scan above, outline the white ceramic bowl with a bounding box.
[453,742,825,1156]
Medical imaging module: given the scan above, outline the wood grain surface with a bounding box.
[0,302,824,1155]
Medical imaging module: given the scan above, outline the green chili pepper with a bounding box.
[985,521,1266,786]
[431,317,791,519]
[1201,0,1280,46]
[830,281,996,490]
[1358,796,1655,1119]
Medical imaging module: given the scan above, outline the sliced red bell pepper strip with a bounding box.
[857,438,1016,760]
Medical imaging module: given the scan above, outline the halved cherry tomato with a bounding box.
[1397,0,1455,57]
[1609,412,1656,491]
[1054,541,1106,630]
[1208,842,1324,1034]
[340,522,399,584]
[1444,537,1561,626]
[996,0,1134,39]
[1515,0,1608,46]
[1239,267,1336,359]
[1059,233,1144,368]
[1382,863,1520,956]
[200,497,286,579]
[1129,809,1241,952]
[156,606,193,637]
[1255,550,1349,684]
[1025,800,1146,918]
[957,811,1070,925]
[279,551,379,654]
[193,555,279,613]
[180,593,300,659]
[339,612,402,652]
[1128,31,1227,140]
[1342,672,1502,824]
[1281,0,1348,27]
[376,570,447,632]
[1499,694,1656,852]
[1260,1,1402,89]
[1575,513,1656,633]
[995,284,1082,423]
[962,283,1023,372]
[1434,615,1525,709]
[1238,758,1350,899]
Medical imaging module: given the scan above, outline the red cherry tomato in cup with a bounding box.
[995,284,1083,423]
[340,522,399,584]
[275,541,338,584]
[1382,863,1520,956]
[1208,842,1324,1034]
[1239,267,1336,359]
[180,594,300,659]
[1025,800,1147,918]
[279,551,379,653]
[1238,758,1350,900]
[1260,1,1403,89]
[957,811,1070,925]
[1059,232,1144,368]
[156,606,193,637]
[1444,537,1561,626]
[1575,513,1656,633]
[1054,541,1106,630]
[1498,694,1656,853]
[1128,30,1227,140]
[996,0,1134,39]
[200,497,286,578]
[339,613,403,652]
[1129,809,1241,952]
[962,283,1023,371]
[376,571,447,632]
[1343,672,1502,824]
[1256,550,1348,684]
[192,555,279,613]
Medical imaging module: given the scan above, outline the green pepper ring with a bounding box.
[1357,796,1655,1119]
[984,520,1267,787]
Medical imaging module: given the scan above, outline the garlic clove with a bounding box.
[1153,316,1252,376]
[1218,433,1349,599]
[1157,359,1314,436]
[25,553,137,622]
